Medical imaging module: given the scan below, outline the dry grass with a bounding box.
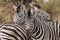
[0,1,15,23]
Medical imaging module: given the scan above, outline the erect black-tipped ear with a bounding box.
[13,4,21,12]
[17,5,21,13]
[17,5,20,10]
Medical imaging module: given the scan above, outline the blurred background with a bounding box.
[0,0,60,24]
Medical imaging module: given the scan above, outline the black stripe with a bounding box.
[33,26,38,34]
[41,33,45,40]
[14,27,27,40]
[4,24,17,27]
[49,25,55,40]
[49,25,53,40]
[49,27,51,40]
[51,27,55,40]
[59,32,60,37]
[3,38,12,40]
[37,25,44,39]
[32,19,37,33]
[2,27,25,40]
[13,25,27,40]
[20,27,26,33]
[18,28,27,40]
[32,25,36,32]
[3,27,24,40]
[53,29,55,40]
[35,26,40,37]
[1,31,18,40]
[52,30,54,40]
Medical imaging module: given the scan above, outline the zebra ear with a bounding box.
[13,5,17,11]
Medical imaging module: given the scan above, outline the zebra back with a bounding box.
[0,22,28,40]
[52,20,59,40]
[47,20,60,40]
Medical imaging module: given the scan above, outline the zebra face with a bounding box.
[13,5,25,25]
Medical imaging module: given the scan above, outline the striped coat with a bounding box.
[0,23,27,40]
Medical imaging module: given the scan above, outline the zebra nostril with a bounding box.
[13,18,16,22]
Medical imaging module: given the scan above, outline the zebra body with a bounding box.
[13,4,57,40]
[0,23,27,40]
[52,20,60,40]
[0,4,58,40]
[31,20,45,40]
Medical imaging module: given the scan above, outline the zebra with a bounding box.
[0,0,34,40]
[0,22,27,40]
[28,5,55,40]
[13,3,56,40]
[0,7,32,40]
[0,0,56,40]
[53,20,60,40]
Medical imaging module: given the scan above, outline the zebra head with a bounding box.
[13,4,34,25]
[13,5,26,25]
